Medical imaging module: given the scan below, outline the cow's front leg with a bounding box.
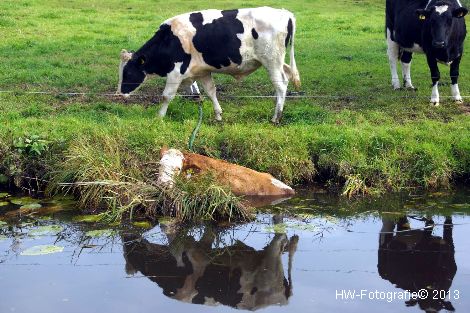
[450,56,463,103]
[401,51,415,89]
[181,79,201,101]
[199,74,222,121]
[387,28,400,90]
[158,76,183,118]
[426,55,440,105]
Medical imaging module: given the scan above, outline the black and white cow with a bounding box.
[117,7,300,123]
[386,0,467,105]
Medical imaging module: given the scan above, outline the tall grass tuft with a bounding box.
[48,135,251,222]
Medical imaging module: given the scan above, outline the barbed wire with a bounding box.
[1,88,470,99]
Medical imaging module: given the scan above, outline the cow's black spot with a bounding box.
[251,28,259,39]
[189,12,204,29]
[285,18,293,47]
[136,24,191,77]
[190,10,244,69]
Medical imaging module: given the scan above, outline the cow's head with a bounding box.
[416,2,468,49]
[117,49,147,97]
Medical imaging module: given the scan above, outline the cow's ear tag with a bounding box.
[419,14,426,20]
[140,58,145,65]
[458,12,465,17]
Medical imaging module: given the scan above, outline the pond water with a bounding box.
[1,188,470,313]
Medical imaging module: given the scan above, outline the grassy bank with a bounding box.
[1,0,470,219]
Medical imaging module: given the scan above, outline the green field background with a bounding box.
[0,0,469,195]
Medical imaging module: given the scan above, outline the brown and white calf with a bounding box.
[117,7,300,123]
[157,148,295,197]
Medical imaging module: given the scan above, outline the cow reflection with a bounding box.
[378,216,457,312]
[123,226,298,310]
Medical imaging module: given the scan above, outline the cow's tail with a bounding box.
[287,15,301,90]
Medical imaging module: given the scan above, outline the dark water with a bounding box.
[1,189,470,313]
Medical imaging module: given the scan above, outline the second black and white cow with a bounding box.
[117,7,300,123]
[386,0,467,105]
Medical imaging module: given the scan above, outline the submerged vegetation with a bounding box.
[1,0,470,220]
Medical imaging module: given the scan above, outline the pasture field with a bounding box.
[1,0,470,209]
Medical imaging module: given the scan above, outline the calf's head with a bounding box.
[416,2,467,48]
[117,49,147,97]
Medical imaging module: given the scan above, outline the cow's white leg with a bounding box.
[386,28,400,90]
[269,68,289,124]
[188,81,200,95]
[431,82,440,105]
[451,84,462,103]
[401,51,415,89]
[158,77,182,118]
[199,74,222,121]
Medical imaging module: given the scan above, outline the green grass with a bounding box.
[1,0,470,215]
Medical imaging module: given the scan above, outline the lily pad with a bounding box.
[0,201,9,207]
[133,221,152,228]
[0,220,7,227]
[21,245,64,256]
[46,195,77,207]
[85,229,115,238]
[73,214,103,223]
[29,225,63,236]
[450,203,469,209]
[10,197,39,206]
[0,192,10,198]
[0,235,7,241]
[20,203,42,210]
[264,223,287,234]
[289,224,319,232]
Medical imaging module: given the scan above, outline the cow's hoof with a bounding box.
[271,118,280,125]
[404,85,417,91]
[430,100,440,107]
[215,114,222,122]
[454,99,464,104]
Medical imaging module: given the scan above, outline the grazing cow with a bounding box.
[123,226,298,310]
[378,216,457,312]
[117,7,300,123]
[157,148,295,197]
[386,0,467,105]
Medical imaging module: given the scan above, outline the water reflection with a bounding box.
[123,225,298,310]
[378,216,457,312]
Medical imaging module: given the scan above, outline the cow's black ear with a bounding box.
[416,9,430,20]
[453,7,468,18]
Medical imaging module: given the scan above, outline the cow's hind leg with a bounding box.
[387,28,400,90]
[269,67,289,124]
[158,76,183,118]
[450,56,463,104]
[401,51,415,89]
[199,74,222,121]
